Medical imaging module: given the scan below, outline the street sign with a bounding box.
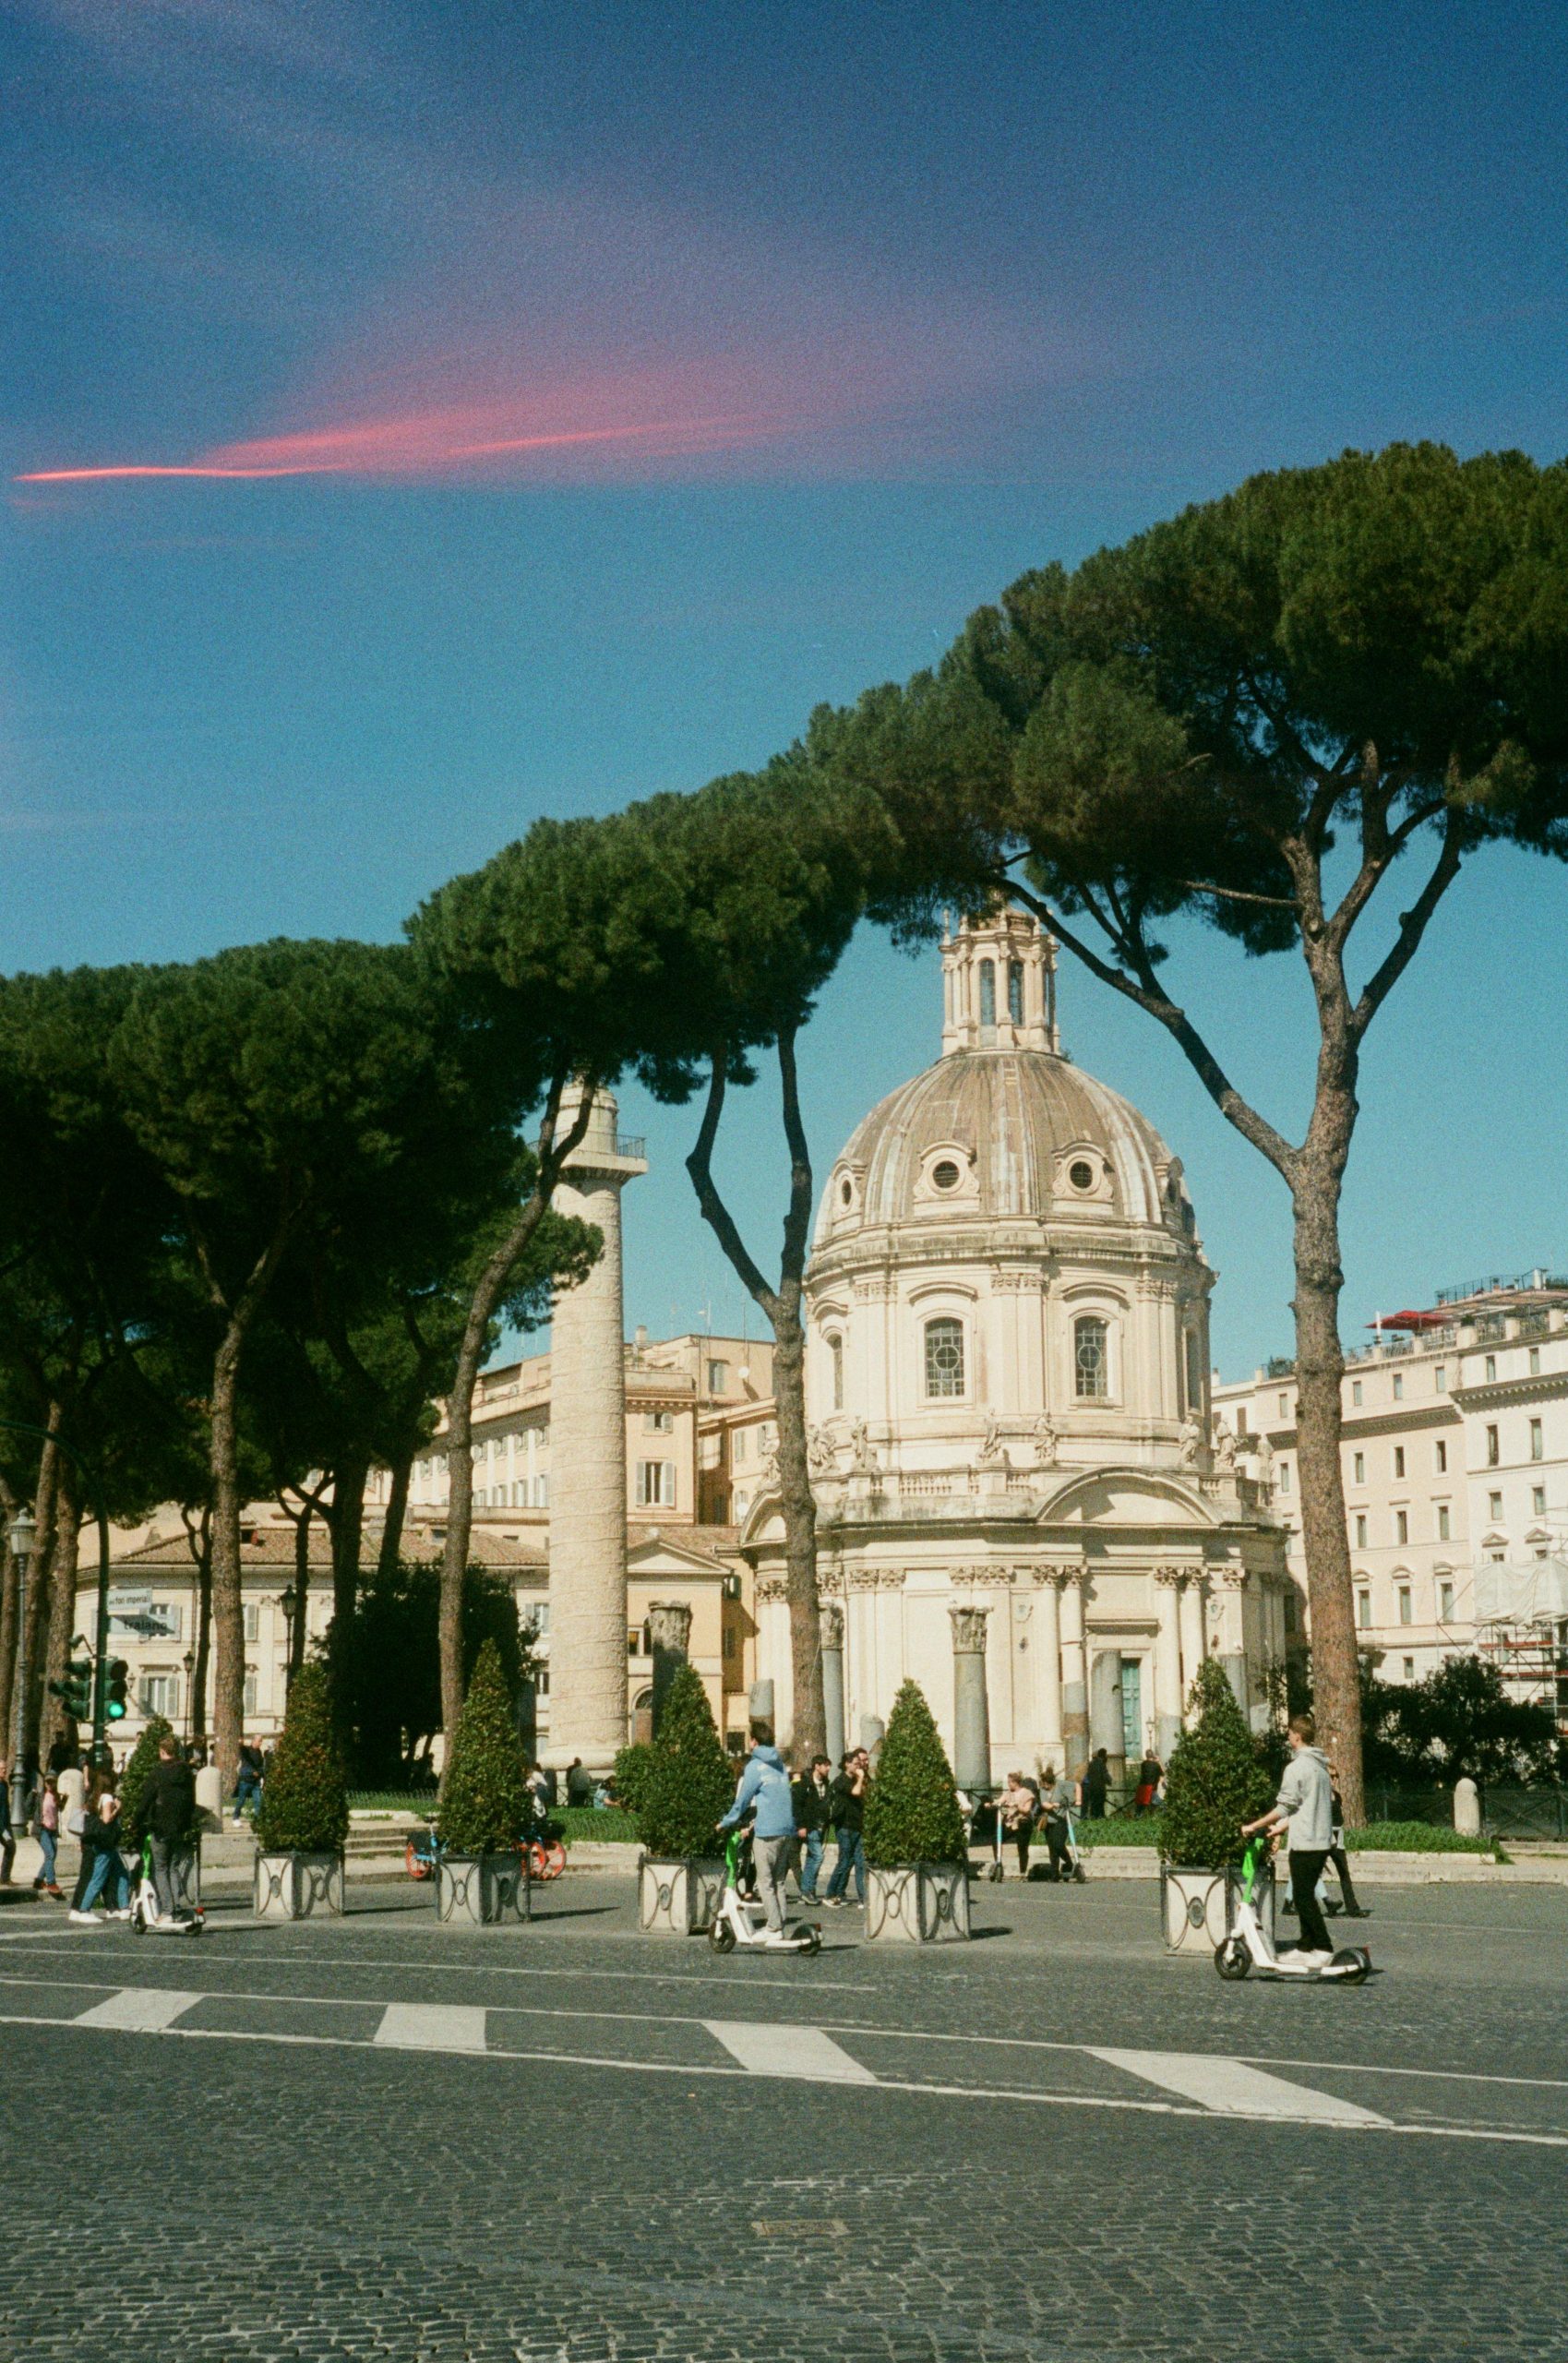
[108,1588,152,1617]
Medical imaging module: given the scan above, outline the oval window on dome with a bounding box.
[1069,1158,1095,1192]
[930,1158,962,1192]
[840,1178,853,1206]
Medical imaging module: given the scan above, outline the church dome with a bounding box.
[815,909,1192,1249]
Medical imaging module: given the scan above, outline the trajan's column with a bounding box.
[542,1085,646,1772]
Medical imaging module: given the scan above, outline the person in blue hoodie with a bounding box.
[717,1721,796,1944]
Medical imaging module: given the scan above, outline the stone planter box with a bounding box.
[1161,1862,1277,1953]
[865,1861,972,1944]
[638,1854,724,1935]
[254,1850,345,1922]
[436,1852,531,1926]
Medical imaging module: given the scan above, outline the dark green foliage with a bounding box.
[437,1639,530,1855]
[613,1741,656,1813]
[638,1663,734,1860]
[1159,1659,1275,1869]
[255,1664,349,1853]
[863,1680,968,1868]
[352,1561,531,1784]
[1360,1653,1562,1787]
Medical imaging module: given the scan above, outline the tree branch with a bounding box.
[775,1026,814,1291]
[685,1048,780,1319]
[1170,877,1298,911]
[1349,804,1467,1040]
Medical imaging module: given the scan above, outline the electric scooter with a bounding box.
[708,1829,821,1954]
[128,1840,206,1938]
[1215,1833,1368,1984]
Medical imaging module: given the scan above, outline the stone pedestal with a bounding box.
[436,1853,531,1926]
[949,1603,992,1793]
[639,1854,724,1935]
[1454,1777,1481,1836]
[648,1601,692,1736]
[254,1851,344,1922]
[865,1862,971,1943]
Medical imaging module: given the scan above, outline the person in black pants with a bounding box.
[1326,1765,1369,1919]
[1081,1749,1110,1819]
[1244,1712,1336,1961]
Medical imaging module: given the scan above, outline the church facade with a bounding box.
[741,910,1290,1784]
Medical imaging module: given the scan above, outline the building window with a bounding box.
[1395,1510,1408,1544]
[1357,1589,1371,1629]
[1439,1579,1454,1622]
[1393,1373,1404,1401]
[1533,1485,1547,1517]
[1530,1347,1542,1375]
[1438,1505,1451,1541]
[533,1475,548,1508]
[1488,1491,1502,1521]
[636,1461,676,1508]
[977,958,997,1026]
[1436,1439,1447,1473]
[1397,1584,1412,1625]
[1355,1513,1368,1548]
[1278,1392,1288,1419]
[1434,1364,1447,1393]
[644,1409,674,1433]
[1530,1418,1544,1461]
[1351,1380,1362,1407]
[243,1673,258,1716]
[243,1604,260,1643]
[723,1626,736,1661]
[707,1360,729,1394]
[1277,1460,1290,1494]
[1485,1354,1497,1382]
[827,1332,844,1411]
[1394,1445,1406,1479]
[1402,1657,1416,1682]
[138,1673,177,1720]
[1352,1452,1365,1485]
[1486,1424,1500,1467]
[734,1426,748,1465]
[1073,1314,1108,1401]
[1004,958,1023,1024]
[925,1317,965,1399]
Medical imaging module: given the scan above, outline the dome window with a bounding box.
[826,1331,844,1411]
[1074,1314,1109,1400]
[1008,960,1024,1024]
[924,1316,965,1399]
[840,1178,853,1205]
[978,961,997,1027]
[930,1158,962,1192]
[1069,1159,1095,1192]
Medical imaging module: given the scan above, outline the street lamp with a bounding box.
[7,1508,37,1832]
[182,1651,195,1742]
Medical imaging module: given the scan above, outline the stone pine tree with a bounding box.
[817,444,1568,1819]
[639,1661,736,1862]
[1158,1658,1275,1871]
[863,1680,969,1868]
[437,1637,530,1855]
[255,1663,349,1856]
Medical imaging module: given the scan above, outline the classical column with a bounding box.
[1178,1574,1205,1704]
[820,1601,845,1767]
[1216,1569,1251,1720]
[1035,1572,1064,1769]
[1153,1567,1184,1757]
[949,1603,992,1792]
[1059,1570,1088,1781]
[543,1086,647,1773]
[647,1600,691,1737]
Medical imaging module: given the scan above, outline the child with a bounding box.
[32,1774,63,1899]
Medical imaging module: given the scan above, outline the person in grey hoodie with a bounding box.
[718,1722,797,1943]
[1243,1713,1335,1960]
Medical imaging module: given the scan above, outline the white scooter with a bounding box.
[1215,1834,1368,1983]
[708,1829,820,1955]
[128,1841,206,1938]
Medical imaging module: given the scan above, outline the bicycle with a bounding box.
[404,1817,566,1883]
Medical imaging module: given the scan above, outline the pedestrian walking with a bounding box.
[823,1747,868,1907]
[717,1721,796,1946]
[32,1773,63,1898]
[791,1754,833,1900]
[1134,1752,1163,1814]
[1038,1769,1074,1879]
[1081,1748,1111,1819]
[998,1770,1037,1877]
[1325,1762,1369,1919]
[69,1769,131,1924]
[565,1757,593,1808]
[135,1733,197,1924]
[1242,1711,1335,1962]
[232,1739,264,1824]
[0,1758,15,1887]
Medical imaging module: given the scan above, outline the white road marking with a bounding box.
[373,2002,488,2052]
[73,1986,201,2032]
[705,2020,879,2083]
[1090,2046,1389,2126]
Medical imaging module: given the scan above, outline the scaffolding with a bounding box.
[1473,1557,1568,1729]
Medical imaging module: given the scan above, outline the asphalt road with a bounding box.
[5,1870,1567,2363]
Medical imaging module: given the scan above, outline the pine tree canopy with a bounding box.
[1158,1657,1274,1869]
[863,1681,969,1868]
[638,1662,734,1860]
[255,1663,349,1853]
[437,1637,530,1854]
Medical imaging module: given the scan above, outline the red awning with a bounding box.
[1367,1310,1447,1330]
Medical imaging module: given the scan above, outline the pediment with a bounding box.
[1035,1468,1222,1529]
[628,1530,730,1577]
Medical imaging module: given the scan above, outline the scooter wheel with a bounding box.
[129,1913,148,1938]
[1333,1947,1371,1985]
[1072,1865,1087,1885]
[986,1863,1004,1883]
[796,1924,822,1955]
[707,1919,736,1954]
[1215,1936,1251,1981]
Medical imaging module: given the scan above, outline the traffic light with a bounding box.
[103,1658,130,1722]
[48,1658,92,1721]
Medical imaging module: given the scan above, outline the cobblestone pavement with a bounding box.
[6,1873,1568,2363]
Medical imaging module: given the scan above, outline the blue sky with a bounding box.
[5,0,1568,1372]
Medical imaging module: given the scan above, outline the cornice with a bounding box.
[1454,1371,1568,1412]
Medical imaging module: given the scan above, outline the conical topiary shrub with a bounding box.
[437,1638,530,1854]
[864,1681,968,1868]
[255,1664,349,1854]
[1159,1656,1274,1870]
[121,1714,180,1834]
[639,1663,734,1860]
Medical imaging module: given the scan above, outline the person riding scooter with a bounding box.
[1242,1711,1336,1962]
[716,1720,797,1948]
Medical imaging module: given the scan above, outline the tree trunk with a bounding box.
[772,1292,827,1763]
[377,1450,412,1582]
[191,1534,212,1745]
[0,1484,18,1759]
[209,1321,248,1781]
[1289,1160,1365,1825]
[289,1503,310,1685]
[39,1469,81,1763]
[19,1429,62,1774]
[327,1451,368,1757]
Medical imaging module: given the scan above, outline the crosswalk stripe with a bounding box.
[373,2002,488,2053]
[704,2019,879,2083]
[73,1987,201,2033]
[1088,2046,1389,2126]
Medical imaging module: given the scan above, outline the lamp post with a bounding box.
[7,1507,37,1833]
[182,1651,196,1742]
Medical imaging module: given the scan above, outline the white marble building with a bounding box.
[742,910,1289,1781]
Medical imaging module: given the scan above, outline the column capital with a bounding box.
[1035,1562,1083,1589]
[646,1601,692,1654]
[819,1602,844,1650]
[948,1602,990,1655]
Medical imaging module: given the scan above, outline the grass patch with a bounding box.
[1344,1821,1492,1853]
[1072,1816,1163,1847]
[556,1806,641,1843]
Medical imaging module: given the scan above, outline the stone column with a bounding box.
[949,1603,992,1791]
[1178,1574,1205,1703]
[543,1086,646,1774]
[1059,1571,1088,1781]
[1036,1574,1064,1769]
[647,1601,691,1737]
[1154,1567,1184,1757]
[820,1602,845,1767]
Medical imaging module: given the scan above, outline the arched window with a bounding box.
[978,960,996,1026]
[1074,1314,1108,1400]
[826,1332,844,1411]
[1008,959,1024,1024]
[924,1316,965,1398]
